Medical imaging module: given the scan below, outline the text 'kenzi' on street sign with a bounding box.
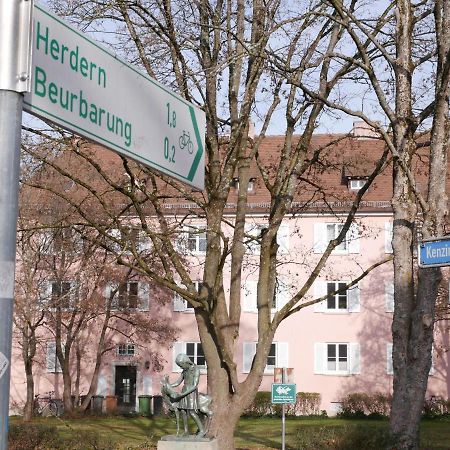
[24,3,205,190]
[418,237,450,268]
[271,383,297,404]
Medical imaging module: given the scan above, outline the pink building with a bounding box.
[9,127,450,416]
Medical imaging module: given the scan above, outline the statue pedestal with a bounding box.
[157,436,219,450]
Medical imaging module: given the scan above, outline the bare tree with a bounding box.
[311,1,450,448]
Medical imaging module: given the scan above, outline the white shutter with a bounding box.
[314,343,326,374]
[138,283,150,311]
[172,342,186,373]
[138,231,151,252]
[348,222,360,254]
[313,280,327,312]
[275,279,289,311]
[243,342,257,373]
[105,282,119,309]
[448,280,450,305]
[173,292,186,312]
[385,281,394,313]
[38,231,53,255]
[276,342,289,368]
[245,223,261,255]
[46,342,56,372]
[143,375,152,395]
[38,281,52,307]
[429,347,435,376]
[97,375,107,396]
[177,227,188,253]
[347,285,360,313]
[385,221,393,253]
[387,343,393,374]
[349,343,361,374]
[107,228,121,252]
[313,223,327,253]
[243,280,258,312]
[277,223,290,254]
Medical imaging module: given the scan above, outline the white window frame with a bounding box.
[314,280,360,313]
[325,281,349,311]
[242,342,289,374]
[349,179,366,190]
[314,222,359,254]
[173,280,202,313]
[244,223,265,255]
[49,280,78,310]
[186,342,206,369]
[326,343,349,374]
[105,281,150,311]
[117,343,136,357]
[314,342,360,375]
[185,225,207,254]
[172,341,206,373]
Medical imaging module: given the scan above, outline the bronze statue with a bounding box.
[161,353,212,437]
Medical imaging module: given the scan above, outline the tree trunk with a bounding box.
[23,358,34,422]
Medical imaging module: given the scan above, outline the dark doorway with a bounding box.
[115,365,137,413]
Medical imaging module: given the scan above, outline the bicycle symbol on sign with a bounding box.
[179,130,194,154]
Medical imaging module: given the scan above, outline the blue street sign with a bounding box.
[418,238,450,268]
[271,383,297,404]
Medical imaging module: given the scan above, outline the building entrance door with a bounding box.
[115,365,137,412]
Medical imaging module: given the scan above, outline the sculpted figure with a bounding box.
[161,353,212,437]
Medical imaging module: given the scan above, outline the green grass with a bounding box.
[9,415,450,449]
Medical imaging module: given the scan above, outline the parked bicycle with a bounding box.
[34,391,64,417]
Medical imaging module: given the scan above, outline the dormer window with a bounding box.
[231,177,256,192]
[348,179,367,190]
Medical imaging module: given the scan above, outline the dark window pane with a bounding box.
[339,344,347,358]
[328,344,336,358]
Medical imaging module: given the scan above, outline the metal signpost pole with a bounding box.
[0,2,33,449]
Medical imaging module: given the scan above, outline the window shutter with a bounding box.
[349,343,361,374]
[107,228,121,252]
[385,281,394,313]
[46,342,62,373]
[46,342,56,372]
[275,279,289,311]
[385,221,393,253]
[105,282,119,309]
[97,375,107,396]
[348,285,360,313]
[38,231,53,255]
[172,342,186,373]
[70,282,79,308]
[245,223,261,255]
[177,228,188,253]
[173,294,187,312]
[243,342,257,373]
[276,342,289,368]
[138,283,150,311]
[348,222,360,254]
[387,343,393,375]
[243,280,258,312]
[38,281,52,307]
[313,223,327,253]
[277,223,290,254]
[430,347,435,375]
[313,280,327,312]
[138,231,151,252]
[314,343,326,374]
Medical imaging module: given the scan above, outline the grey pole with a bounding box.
[0,91,22,450]
[0,1,33,449]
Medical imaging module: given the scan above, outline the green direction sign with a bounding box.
[23,3,205,190]
[271,383,297,404]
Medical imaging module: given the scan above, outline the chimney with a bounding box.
[352,121,380,139]
[248,121,255,140]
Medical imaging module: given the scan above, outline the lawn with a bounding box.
[9,415,450,449]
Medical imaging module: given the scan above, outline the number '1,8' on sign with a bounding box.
[23,3,205,190]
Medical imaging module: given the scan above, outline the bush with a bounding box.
[244,391,321,417]
[8,423,61,450]
[295,424,391,449]
[423,396,450,418]
[8,423,118,450]
[338,392,391,418]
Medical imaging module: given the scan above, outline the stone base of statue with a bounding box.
[157,435,218,450]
